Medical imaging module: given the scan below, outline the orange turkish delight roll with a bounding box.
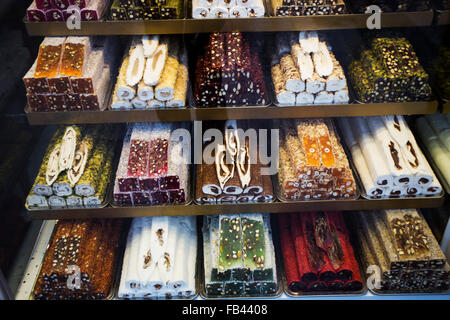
[34,37,65,78]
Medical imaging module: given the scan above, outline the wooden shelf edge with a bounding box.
[436,10,450,25]
[25,101,439,125]
[24,11,435,36]
[25,196,445,220]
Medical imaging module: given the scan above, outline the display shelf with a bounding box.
[15,220,450,300]
[442,100,450,113]
[25,196,445,220]
[23,11,435,36]
[435,10,450,25]
[25,101,439,125]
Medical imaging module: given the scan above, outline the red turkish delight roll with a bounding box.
[148,138,168,177]
[128,140,150,177]
[290,213,318,283]
[160,175,180,191]
[278,213,303,292]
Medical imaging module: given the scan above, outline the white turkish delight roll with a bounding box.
[219,0,237,7]
[126,44,145,87]
[296,92,314,105]
[333,87,349,104]
[137,81,154,101]
[230,6,248,18]
[142,35,159,58]
[306,72,326,94]
[125,218,144,292]
[132,98,147,109]
[299,31,319,54]
[271,64,295,105]
[115,56,135,101]
[210,6,230,18]
[59,126,80,171]
[421,181,442,196]
[53,180,72,196]
[326,64,346,92]
[118,220,136,299]
[280,55,304,93]
[192,6,212,19]
[247,0,265,17]
[291,43,314,81]
[198,0,219,6]
[314,91,334,104]
[425,114,450,151]
[388,186,407,197]
[312,42,333,78]
[148,99,165,109]
[350,117,393,186]
[144,42,168,87]
[111,97,132,110]
[366,117,412,187]
[237,0,258,5]
[383,115,437,188]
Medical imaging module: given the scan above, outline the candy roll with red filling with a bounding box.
[278,214,304,292]
[27,1,47,22]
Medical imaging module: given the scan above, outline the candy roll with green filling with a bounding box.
[31,127,65,196]
[53,172,73,197]
[74,138,108,197]
[26,191,49,209]
[66,195,83,208]
[83,147,114,208]
[48,195,67,208]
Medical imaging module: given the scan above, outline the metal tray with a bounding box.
[192,161,276,206]
[413,122,450,196]
[29,218,128,300]
[272,121,361,202]
[26,125,124,212]
[114,216,202,300]
[198,215,284,299]
[348,209,450,296]
[110,164,194,208]
[273,214,368,297]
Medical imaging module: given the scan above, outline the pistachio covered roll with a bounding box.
[83,148,114,207]
[75,138,108,197]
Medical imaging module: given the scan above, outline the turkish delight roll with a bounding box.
[113,56,135,101]
[280,54,305,93]
[118,216,197,299]
[34,37,66,79]
[272,64,295,105]
[83,148,114,207]
[81,0,108,21]
[26,191,49,209]
[203,214,278,297]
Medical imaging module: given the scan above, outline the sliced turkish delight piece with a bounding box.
[132,192,151,205]
[60,37,91,78]
[139,177,159,192]
[81,0,107,21]
[114,192,133,206]
[333,88,349,104]
[48,76,72,94]
[23,62,50,94]
[148,138,169,177]
[27,94,49,112]
[118,177,140,192]
[126,6,144,20]
[71,51,104,94]
[168,189,186,204]
[51,0,70,10]
[64,94,82,111]
[160,175,180,191]
[296,92,314,105]
[128,139,150,177]
[46,94,67,111]
[151,191,169,205]
[27,2,47,22]
[46,9,65,21]
[314,91,334,104]
[306,72,326,94]
[36,0,52,10]
[34,37,65,79]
